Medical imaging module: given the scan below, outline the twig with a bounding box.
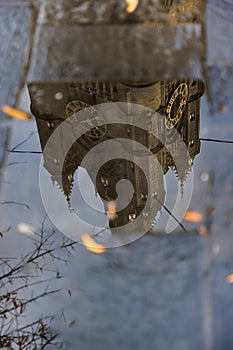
[10,131,36,151]
[153,195,187,232]
[0,201,30,209]
[200,138,233,144]
[7,150,42,154]
[6,162,28,167]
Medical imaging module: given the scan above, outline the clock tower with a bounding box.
[29,79,204,232]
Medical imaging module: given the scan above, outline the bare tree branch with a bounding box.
[0,221,77,349]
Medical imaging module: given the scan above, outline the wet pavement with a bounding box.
[0,1,233,350]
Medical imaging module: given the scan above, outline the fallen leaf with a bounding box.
[226,274,233,284]
[81,232,106,254]
[197,225,208,235]
[184,210,203,223]
[125,0,139,13]
[107,201,117,220]
[2,105,31,121]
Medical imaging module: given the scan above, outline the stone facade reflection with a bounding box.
[29,80,204,231]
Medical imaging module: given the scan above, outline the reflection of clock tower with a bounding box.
[29,79,204,231]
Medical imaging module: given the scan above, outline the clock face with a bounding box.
[65,100,107,140]
[165,83,189,129]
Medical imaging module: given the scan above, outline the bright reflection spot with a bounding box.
[226,274,233,284]
[200,172,210,182]
[213,243,220,254]
[54,92,63,100]
[17,222,36,236]
[81,232,106,254]
[125,0,139,13]
[184,210,203,223]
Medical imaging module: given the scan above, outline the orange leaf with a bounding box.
[107,201,117,220]
[2,105,31,121]
[226,274,233,284]
[197,225,208,236]
[184,210,203,223]
[125,0,139,13]
[81,232,106,254]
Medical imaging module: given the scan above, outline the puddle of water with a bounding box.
[0,1,233,349]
